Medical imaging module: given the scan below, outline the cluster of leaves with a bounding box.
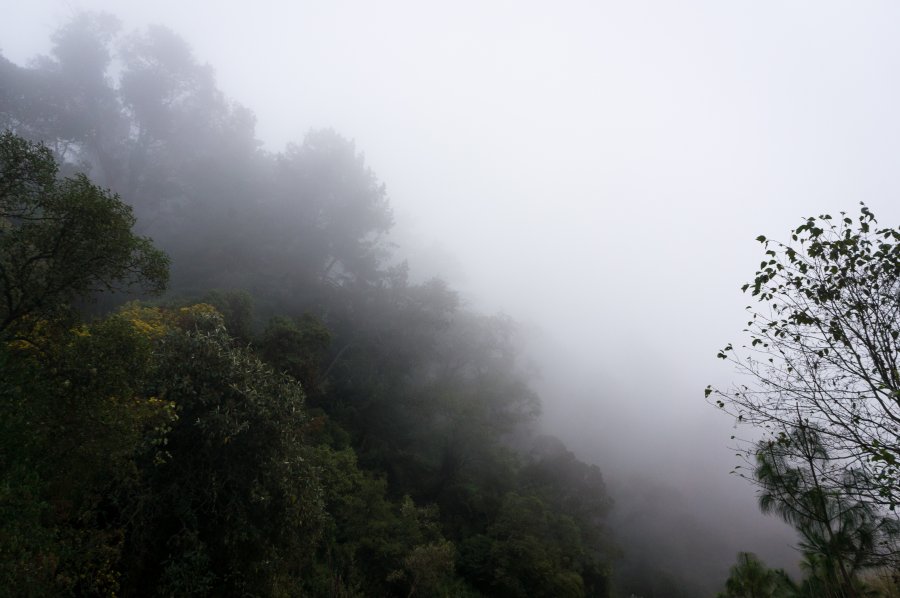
[1,13,616,597]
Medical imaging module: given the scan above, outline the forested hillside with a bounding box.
[0,14,615,597]
[8,11,900,598]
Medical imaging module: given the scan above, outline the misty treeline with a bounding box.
[711,207,900,598]
[0,13,617,598]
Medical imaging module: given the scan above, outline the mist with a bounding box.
[5,1,900,595]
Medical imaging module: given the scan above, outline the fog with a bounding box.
[6,1,900,593]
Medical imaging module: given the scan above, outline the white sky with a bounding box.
[6,0,900,574]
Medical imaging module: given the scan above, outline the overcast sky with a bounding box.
[6,0,900,573]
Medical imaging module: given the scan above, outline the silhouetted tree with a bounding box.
[710,206,900,547]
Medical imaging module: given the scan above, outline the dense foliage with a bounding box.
[0,132,168,337]
[0,13,616,597]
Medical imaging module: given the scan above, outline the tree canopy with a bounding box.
[0,131,168,338]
